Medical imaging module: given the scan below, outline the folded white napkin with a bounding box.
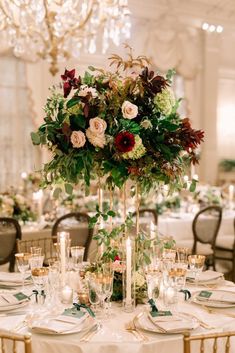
[0,272,23,283]
[31,312,88,334]
[196,291,235,304]
[187,270,224,283]
[0,293,28,307]
[148,313,196,333]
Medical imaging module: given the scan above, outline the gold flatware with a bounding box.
[202,306,235,318]
[125,318,149,341]
[180,312,216,330]
[80,324,100,342]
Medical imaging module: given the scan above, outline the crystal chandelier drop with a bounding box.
[0,0,131,75]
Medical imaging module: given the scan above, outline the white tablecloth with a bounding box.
[1,280,235,353]
[158,211,235,243]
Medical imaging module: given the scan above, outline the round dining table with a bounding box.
[1,274,235,353]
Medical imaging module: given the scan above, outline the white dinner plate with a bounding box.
[134,311,199,334]
[0,300,29,312]
[192,290,235,308]
[30,315,96,335]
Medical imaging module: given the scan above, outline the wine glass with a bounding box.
[95,268,114,319]
[15,253,31,292]
[188,255,205,285]
[87,274,100,313]
[102,263,114,317]
[143,255,162,305]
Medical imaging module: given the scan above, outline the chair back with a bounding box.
[192,206,222,253]
[0,330,32,353]
[184,331,235,353]
[17,236,57,265]
[0,217,22,272]
[51,212,93,261]
[133,208,158,225]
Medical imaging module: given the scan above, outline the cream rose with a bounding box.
[89,117,107,134]
[86,128,106,148]
[121,100,138,120]
[78,85,98,98]
[70,130,86,148]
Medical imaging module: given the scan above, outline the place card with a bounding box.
[197,290,212,299]
[62,307,86,319]
[14,292,29,301]
[150,310,172,318]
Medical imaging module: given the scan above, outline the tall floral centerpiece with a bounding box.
[31,47,204,307]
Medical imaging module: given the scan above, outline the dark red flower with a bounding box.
[114,255,120,261]
[115,131,135,153]
[179,118,204,152]
[61,69,80,98]
[140,67,169,95]
[61,69,75,81]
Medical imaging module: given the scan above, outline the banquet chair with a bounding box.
[132,209,158,225]
[183,331,235,353]
[51,212,93,261]
[214,217,235,282]
[0,217,22,272]
[17,236,57,265]
[192,206,222,270]
[0,330,32,353]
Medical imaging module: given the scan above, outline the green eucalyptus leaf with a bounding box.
[53,187,62,199]
[65,183,73,195]
[189,179,197,192]
[31,132,41,145]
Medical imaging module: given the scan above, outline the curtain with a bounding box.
[0,55,41,192]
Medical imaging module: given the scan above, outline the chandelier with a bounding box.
[0,0,131,75]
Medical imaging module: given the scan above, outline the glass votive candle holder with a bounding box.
[77,291,90,305]
[61,285,73,304]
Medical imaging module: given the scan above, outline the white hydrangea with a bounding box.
[154,88,175,116]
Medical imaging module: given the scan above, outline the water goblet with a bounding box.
[15,253,31,292]
[29,247,44,270]
[70,246,85,270]
[176,247,189,264]
[31,267,49,306]
[188,255,205,285]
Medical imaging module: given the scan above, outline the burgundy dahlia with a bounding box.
[115,131,135,153]
[61,69,80,98]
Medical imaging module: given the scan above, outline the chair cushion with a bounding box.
[216,235,235,250]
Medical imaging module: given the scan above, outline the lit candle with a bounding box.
[59,232,66,286]
[193,174,199,181]
[229,185,234,203]
[32,189,43,219]
[183,175,189,182]
[61,285,73,304]
[21,172,27,192]
[126,237,132,304]
[21,172,27,180]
